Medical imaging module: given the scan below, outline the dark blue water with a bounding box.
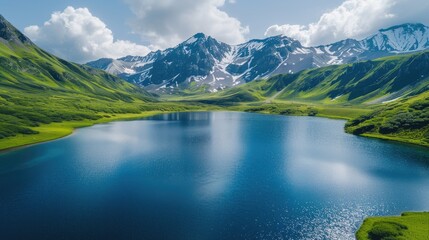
[0,112,428,240]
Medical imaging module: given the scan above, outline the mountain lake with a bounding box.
[0,112,428,239]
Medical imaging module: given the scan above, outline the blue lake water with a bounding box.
[0,112,428,239]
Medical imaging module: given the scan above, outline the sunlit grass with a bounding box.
[356,212,429,240]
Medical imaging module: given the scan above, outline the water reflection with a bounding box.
[202,112,242,200]
[70,122,154,176]
[0,112,428,240]
[147,112,212,123]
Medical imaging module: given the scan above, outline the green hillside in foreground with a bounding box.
[356,212,429,240]
[0,15,144,139]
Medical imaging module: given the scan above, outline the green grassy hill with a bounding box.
[250,51,429,104]
[356,212,429,240]
[172,51,429,106]
[0,15,154,140]
[345,91,429,146]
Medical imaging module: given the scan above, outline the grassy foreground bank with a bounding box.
[356,212,429,240]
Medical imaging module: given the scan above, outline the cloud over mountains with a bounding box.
[124,0,249,49]
[265,0,429,46]
[23,0,429,63]
[24,6,150,63]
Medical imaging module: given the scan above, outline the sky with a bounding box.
[1,0,428,63]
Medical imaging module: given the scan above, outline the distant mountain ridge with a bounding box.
[87,23,429,93]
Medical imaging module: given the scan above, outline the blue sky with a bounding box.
[1,0,428,63]
[2,0,344,43]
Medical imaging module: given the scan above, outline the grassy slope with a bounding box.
[356,212,429,240]
[0,41,148,146]
[0,17,218,150]
[345,91,429,147]
[252,52,429,104]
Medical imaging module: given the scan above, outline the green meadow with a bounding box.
[357,212,429,240]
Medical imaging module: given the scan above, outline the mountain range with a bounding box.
[87,23,429,93]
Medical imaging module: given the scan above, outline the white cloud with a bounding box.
[265,0,398,46]
[24,6,150,63]
[124,0,249,49]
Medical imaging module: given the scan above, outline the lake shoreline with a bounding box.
[356,212,429,240]
[0,111,166,152]
[1,108,428,152]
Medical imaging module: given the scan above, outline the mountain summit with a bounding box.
[364,23,429,52]
[88,23,429,93]
[0,15,32,45]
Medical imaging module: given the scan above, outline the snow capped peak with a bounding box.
[180,33,226,48]
[119,55,144,62]
[118,50,163,63]
[272,34,297,41]
[365,23,429,52]
[242,35,298,45]
[262,35,303,49]
[182,33,211,45]
[180,33,207,45]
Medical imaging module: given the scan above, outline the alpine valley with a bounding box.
[0,10,429,240]
[88,23,429,94]
[0,15,208,150]
[1,12,429,148]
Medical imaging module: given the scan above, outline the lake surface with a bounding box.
[0,112,428,239]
